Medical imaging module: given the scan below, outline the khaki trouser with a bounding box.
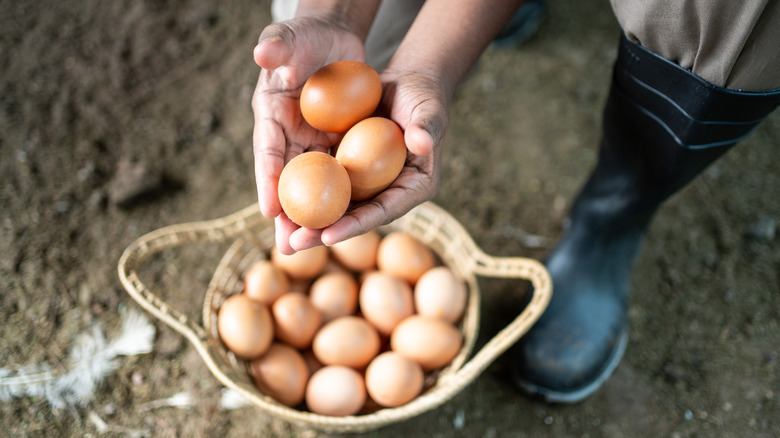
[612,0,780,91]
[273,0,780,91]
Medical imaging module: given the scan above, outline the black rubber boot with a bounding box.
[512,34,780,403]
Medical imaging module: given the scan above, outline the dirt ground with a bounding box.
[2,0,779,437]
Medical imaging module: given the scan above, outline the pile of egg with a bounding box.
[217,230,467,416]
[277,60,408,229]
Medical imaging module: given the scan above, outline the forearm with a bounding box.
[295,0,382,41]
[388,0,525,99]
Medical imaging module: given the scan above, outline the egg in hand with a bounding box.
[335,117,407,201]
[277,151,351,229]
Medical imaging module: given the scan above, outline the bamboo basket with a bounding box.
[117,202,551,434]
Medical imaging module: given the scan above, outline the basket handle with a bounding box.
[117,204,269,347]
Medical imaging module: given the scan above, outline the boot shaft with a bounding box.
[570,35,780,232]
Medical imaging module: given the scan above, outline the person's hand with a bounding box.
[288,67,449,252]
[252,17,366,253]
[253,19,449,255]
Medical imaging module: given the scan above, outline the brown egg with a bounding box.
[329,230,381,272]
[217,294,274,360]
[377,232,435,285]
[277,152,351,229]
[271,245,328,280]
[359,271,415,337]
[299,60,382,133]
[243,260,289,305]
[335,117,407,201]
[414,266,467,323]
[365,351,424,408]
[312,316,380,369]
[249,343,309,407]
[391,315,462,371]
[309,272,359,323]
[305,365,367,416]
[272,292,322,349]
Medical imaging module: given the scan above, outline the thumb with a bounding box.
[404,107,447,156]
[253,24,294,69]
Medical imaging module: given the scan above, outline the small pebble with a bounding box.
[745,218,776,241]
[453,410,465,430]
[156,329,184,358]
[663,363,686,383]
[107,158,165,207]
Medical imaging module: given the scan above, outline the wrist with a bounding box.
[388,0,524,99]
[296,0,381,41]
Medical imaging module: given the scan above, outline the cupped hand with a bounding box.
[287,68,450,252]
[252,17,366,253]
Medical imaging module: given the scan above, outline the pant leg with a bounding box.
[271,0,425,71]
[610,0,780,91]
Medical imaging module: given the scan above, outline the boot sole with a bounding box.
[512,327,629,404]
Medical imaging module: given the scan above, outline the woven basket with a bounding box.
[117,202,551,434]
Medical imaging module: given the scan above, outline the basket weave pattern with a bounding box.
[118,202,551,433]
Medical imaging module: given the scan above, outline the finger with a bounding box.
[321,185,426,246]
[404,124,435,156]
[289,227,325,252]
[274,213,299,255]
[320,201,393,246]
[253,24,294,69]
[403,101,447,156]
[253,81,285,218]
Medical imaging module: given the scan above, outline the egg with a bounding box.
[277,152,351,229]
[390,315,462,371]
[365,351,424,408]
[312,316,380,369]
[271,245,328,280]
[309,272,359,323]
[272,292,322,349]
[377,232,435,285]
[335,117,407,201]
[359,271,415,336]
[217,294,274,360]
[329,230,381,272]
[299,60,382,133]
[414,266,467,323]
[249,343,309,407]
[243,260,289,305]
[305,365,367,416]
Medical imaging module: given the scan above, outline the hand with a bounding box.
[288,67,449,252]
[253,19,449,255]
[252,17,366,253]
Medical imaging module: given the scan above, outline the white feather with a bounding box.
[141,391,194,410]
[0,307,155,408]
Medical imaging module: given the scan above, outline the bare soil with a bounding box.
[2,1,778,437]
